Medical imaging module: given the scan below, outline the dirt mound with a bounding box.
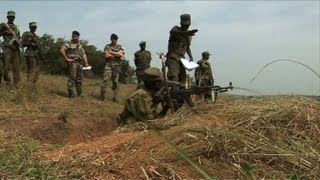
[2,111,119,145]
[41,96,320,179]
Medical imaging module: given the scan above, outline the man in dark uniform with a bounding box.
[195,51,214,100]
[21,22,42,84]
[134,41,152,85]
[165,14,198,84]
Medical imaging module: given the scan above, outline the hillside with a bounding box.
[0,74,319,179]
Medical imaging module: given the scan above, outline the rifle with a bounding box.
[157,52,174,114]
[156,81,233,116]
[4,23,23,52]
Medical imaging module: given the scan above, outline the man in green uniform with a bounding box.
[0,11,22,87]
[195,51,214,100]
[60,30,89,98]
[134,41,152,85]
[165,14,198,84]
[21,22,42,84]
[100,33,125,102]
[118,67,164,125]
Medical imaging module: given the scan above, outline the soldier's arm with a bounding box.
[134,52,139,66]
[21,32,34,47]
[147,51,152,62]
[170,26,198,36]
[111,49,124,58]
[60,45,73,62]
[186,46,194,61]
[82,49,89,66]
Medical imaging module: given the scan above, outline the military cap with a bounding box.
[72,30,80,36]
[144,67,163,81]
[180,14,191,25]
[7,11,15,17]
[110,33,118,40]
[139,41,146,46]
[29,22,37,27]
[202,51,212,56]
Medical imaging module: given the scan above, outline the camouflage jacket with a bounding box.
[21,31,40,57]
[166,26,192,61]
[0,23,20,49]
[123,86,157,121]
[134,50,151,75]
[194,59,214,84]
[104,43,124,62]
[61,41,85,61]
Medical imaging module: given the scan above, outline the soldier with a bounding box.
[100,33,125,102]
[118,67,164,125]
[21,22,43,84]
[134,41,152,85]
[166,14,198,84]
[194,51,214,100]
[0,11,22,87]
[60,30,89,98]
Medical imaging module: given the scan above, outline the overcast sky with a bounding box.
[1,1,319,95]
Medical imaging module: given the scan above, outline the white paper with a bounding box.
[82,66,92,70]
[181,58,199,71]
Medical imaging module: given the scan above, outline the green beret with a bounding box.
[144,67,163,81]
[29,22,37,27]
[139,41,146,46]
[7,11,15,17]
[180,14,191,25]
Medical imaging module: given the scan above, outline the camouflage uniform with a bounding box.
[166,14,195,84]
[118,67,163,124]
[195,51,214,100]
[21,22,41,84]
[134,41,151,84]
[61,40,85,97]
[0,11,21,86]
[100,43,124,101]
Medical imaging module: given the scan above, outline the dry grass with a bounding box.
[1,73,320,179]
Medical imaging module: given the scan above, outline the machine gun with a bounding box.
[154,81,233,117]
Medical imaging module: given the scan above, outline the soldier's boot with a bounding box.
[100,91,106,101]
[68,89,75,98]
[112,90,119,102]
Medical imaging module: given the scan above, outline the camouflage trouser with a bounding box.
[25,56,40,84]
[2,47,21,86]
[100,60,121,99]
[136,69,145,85]
[67,61,83,95]
[166,57,186,84]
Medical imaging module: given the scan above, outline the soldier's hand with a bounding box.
[188,29,198,36]
[66,58,74,62]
